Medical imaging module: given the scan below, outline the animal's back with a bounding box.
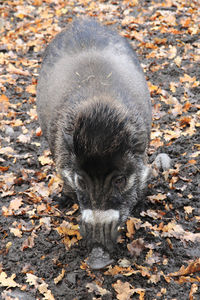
[37,18,151,141]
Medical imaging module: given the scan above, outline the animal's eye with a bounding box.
[76,175,86,190]
[112,175,126,189]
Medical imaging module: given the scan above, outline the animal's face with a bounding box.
[62,152,150,251]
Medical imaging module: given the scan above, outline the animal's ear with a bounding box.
[62,130,74,152]
[130,131,147,154]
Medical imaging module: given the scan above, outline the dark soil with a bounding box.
[0,0,199,299]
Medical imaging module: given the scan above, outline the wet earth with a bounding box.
[0,0,200,299]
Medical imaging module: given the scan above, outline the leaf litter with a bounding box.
[0,0,199,299]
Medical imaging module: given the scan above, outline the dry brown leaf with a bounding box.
[147,82,161,94]
[145,249,161,265]
[184,206,194,214]
[179,116,192,127]
[113,280,145,300]
[27,182,50,199]
[180,74,196,83]
[122,0,138,7]
[86,282,111,297]
[163,222,200,243]
[168,259,200,277]
[164,129,181,141]
[56,220,82,249]
[189,283,198,300]
[12,119,23,127]
[104,265,139,276]
[7,63,30,76]
[0,94,10,111]
[9,197,23,211]
[126,218,135,238]
[174,56,182,67]
[48,174,63,195]
[169,82,177,93]
[130,30,144,42]
[37,203,48,214]
[176,276,200,284]
[38,155,53,166]
[21,231,36,251]
[26,273,55,300]
[0,166,9,172]
[113,280,135,300]
[141,209,163,220]
[168,45,177,59]
[26,84,36,95]
[134,264,151,278]
[28,108,38,120]
[150,137,164,149]
[17,133,31,144]
[127,238,145,257]
[54,268,65,284]
[188,159,197,165]
[0,272,21,288]
[10,228,22,238]
[0,147,15,156]
[148,273,161,284]
[148,193,167,204]
[65,203,79,216]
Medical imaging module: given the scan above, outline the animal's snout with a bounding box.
[80,209,120,251]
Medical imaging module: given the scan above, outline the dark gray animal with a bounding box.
[37,18,168,269]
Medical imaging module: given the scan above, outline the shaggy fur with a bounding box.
[37,18,152,250]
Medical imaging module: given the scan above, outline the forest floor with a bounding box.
[0,0,200,299]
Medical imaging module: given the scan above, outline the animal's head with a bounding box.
[59,98,150,250]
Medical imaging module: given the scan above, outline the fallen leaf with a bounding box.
[0,94,10,111]
[7,63,30,76]
[26,84,36,95]
[0,272,21,288]
[86,282,111,297]
[56,220,82,249]
[127,238,145,257]
[189,283,198,300]
[188,159,197,165]
[105,265,138,276]
[54,269,65,284]
[38,155,53,166]
[113,280,145,300]
[126,218,136,238]
[184,206,194,214]
[174,56,182,67]
[26,273,55,300]
[65,203,79,216]
[180,74,196,83]
[168,258,200,277]
[10,228,22,238]
[148,193,167,204]
[168,45,177,59]
[9,197,23,211]
[0,166,9,172]
[148,273,161,284]
[21,231,36,251]
[164,129,181,141]
[145,249,161,265]
[17,133,31,144]
[141,209,163,220]
[0,147,15,156]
